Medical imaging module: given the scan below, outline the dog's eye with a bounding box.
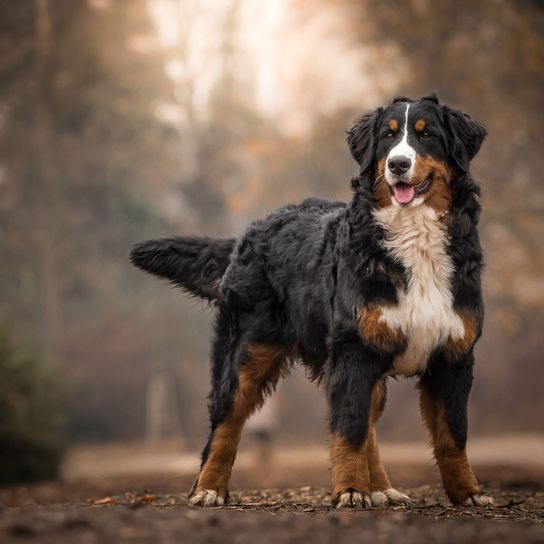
[384,131,394,140]
[421,131,432,139]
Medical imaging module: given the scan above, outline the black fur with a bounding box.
[131,94,487,503]
[443,106,487,173]
[347,106,384,181]
[130,236,235,302]
[420,352,475,450]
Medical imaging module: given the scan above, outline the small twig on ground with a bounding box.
[495,499,526,509]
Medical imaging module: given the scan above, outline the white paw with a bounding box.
[188,489,226,507]
[336,490,372,509]
[370,488,411,506]
[384,488,412,505]
[370,491,389,507]
[463,493,495,507]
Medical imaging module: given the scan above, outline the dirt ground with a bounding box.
[1,443,543,543]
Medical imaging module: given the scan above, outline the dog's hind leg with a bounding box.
[189,312,290,507]
[366,380,411,507]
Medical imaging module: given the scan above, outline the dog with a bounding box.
[130,94,494,509]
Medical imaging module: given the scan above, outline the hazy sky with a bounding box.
[147,0,405,134]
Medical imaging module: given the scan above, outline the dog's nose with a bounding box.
[388,156,411,175]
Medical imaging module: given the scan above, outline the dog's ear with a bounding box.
[346,107,384,181]
[443,106,487,173]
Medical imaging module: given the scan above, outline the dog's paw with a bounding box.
[369,491,389,507]
[463,493,495,507]
[188,489,227,507]
[370,488,412,507]
[334,488,372,509]
[370,491,388,507]
[384,488,412,505]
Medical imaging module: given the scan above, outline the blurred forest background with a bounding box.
[0,0,543,483]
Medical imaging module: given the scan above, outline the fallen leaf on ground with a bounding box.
[93,496,117,505]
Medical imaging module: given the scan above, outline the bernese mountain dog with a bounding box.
[130,94,494,509]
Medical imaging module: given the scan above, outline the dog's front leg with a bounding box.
[326,339,382,509]
[418,352,494,506]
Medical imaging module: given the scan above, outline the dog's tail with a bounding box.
[130,236,235,302]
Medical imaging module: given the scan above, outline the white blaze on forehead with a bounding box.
[385,103,416,184]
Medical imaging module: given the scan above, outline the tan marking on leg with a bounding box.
[418,383,481,505]
[242,344,292,391]
[357,305,406,353]
[446,309,479,359]
[194,418,240,496]
[366,381,391,493]
[367,382,411,506]
[330,381,410,508]
[329,382,384,506]
[329,433,370,501]
[367,425,391,492]
[370,379,386,425]
[194,345,290,501]
[413,156,452,214]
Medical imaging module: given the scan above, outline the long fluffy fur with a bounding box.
[130,236,235,302]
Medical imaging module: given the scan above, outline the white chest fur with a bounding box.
[372,205,465,376]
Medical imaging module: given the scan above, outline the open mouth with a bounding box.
[392,175,433,205]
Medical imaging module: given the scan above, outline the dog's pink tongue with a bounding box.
[394,183,415,204]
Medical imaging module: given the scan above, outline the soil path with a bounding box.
[2,437,543,543]
[1,485,543,544]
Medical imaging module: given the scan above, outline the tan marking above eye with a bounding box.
[388,119,399,131]
[415,119,426,132]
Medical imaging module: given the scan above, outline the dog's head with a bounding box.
[347,95,486,209]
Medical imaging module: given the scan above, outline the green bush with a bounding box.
[0,331,65,484]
